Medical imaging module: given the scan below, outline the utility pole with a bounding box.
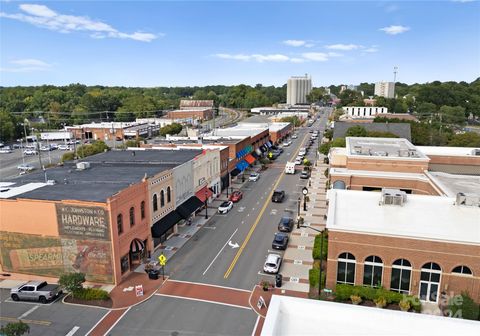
[392,66,398,114]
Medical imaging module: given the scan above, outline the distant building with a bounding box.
[343,106,388,118]
[332,122,411,141]
[375,81,395,98]
[66,122,160,141]
[168,100,215,122]
[363,98,376,106]
[287,75,312,105]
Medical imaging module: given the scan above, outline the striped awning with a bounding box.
[130,238,145,254]
[255,148,262,156]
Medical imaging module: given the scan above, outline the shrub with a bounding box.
[125,139,140,147]
[374,296,387,308]
[399,299,411,311]
[61,152,75,162]
[448,292,480,320]
[309,268,320,288]
[335,284,355,301]
[406,296,422,313]
[259,158,270,165]
[350,294,362,305]
[0,321,30,336]
[312,233,328,260]
[58,272,85,297]
[73,288,110,301]
[356,286,377,301]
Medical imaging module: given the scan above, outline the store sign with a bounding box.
[56,204,110,241]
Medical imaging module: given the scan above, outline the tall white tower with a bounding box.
[287,74,312,105]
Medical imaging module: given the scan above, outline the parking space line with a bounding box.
[155,293,251,310]
[65,326,80,336]
[203,228,238,275]
[18,306,38,319]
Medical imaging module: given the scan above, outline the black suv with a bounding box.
[300,170,311,179]
[272,190,285,203]
[278,217,294,232]
[272,232,289,250]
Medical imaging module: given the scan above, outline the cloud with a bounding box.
[380,25,410,35]
[283,40,307,47]
[384,4,399,13]
[451,0,476,3]
[325,43,363,51]
[290,58,306,63]
[214,53,291,62]
[0,4,159,42]
[1,58,52,72]
[301,52,329,62]
[364,47,379,53]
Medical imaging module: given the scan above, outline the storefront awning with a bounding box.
[236,160,249,172]
[260,145,267,153]
[151,211,182,238]
[245,154,255,165]
[130,238,145,254]
[266,141,272,148]
[255,148,262,156]
[230,168,240,177]
[176,196,204,219]
[251,151,260,159]
[196,186,213,203]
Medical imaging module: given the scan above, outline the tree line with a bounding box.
[1,79,479,141]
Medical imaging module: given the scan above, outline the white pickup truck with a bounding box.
[11,281,62,304]
[285,162,296,174]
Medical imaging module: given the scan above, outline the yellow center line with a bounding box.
[224,131,310,279]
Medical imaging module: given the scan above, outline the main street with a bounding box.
[108,108,332,336]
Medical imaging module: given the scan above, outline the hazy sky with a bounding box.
[1,1,479,87]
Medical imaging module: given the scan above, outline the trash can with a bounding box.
[275,274,283,288]
[148,270,159,280]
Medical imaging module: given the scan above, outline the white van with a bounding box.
[285,162,296,174]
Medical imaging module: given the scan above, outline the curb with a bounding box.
[61,276,170,311]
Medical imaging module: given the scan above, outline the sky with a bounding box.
[1,0,479,87]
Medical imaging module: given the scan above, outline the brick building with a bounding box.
[66,122,159,141]
[167,99,215,122]
[325,189,480,303]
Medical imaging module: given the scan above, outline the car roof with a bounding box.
[266,254,281,262]
[275,232,288,237]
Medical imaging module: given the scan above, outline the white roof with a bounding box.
[346,137,429,159]
[427,171,480,197]
[208,125,268,137]
[417,146,479,157]
[326,190,480,245]
[262,295,480,336]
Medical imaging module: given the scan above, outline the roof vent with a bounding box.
[76,162,91,170]
[0,187,10,192]
[380,188,407,206]
[471,149,480,156]
[455,192,480,207]
[408,149,418,157]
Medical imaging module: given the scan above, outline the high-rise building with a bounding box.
[287,74,312,105]
[374,81,395,98]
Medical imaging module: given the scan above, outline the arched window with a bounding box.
[167,187,171,203]
[420,262,442,302]
[337,252,356,285]
[390,259,412,294]
[140,201,145,219]
[363,256,383,287]
[153,194,158,212]
[160,190,165,207]
[117,214,123,234]
[129,207,135,227]
[452,265,472,276]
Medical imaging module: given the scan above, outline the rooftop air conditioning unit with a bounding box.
[471,149,480,156]
[76,162,91,170]
[456,192,480,207]
[381,188,407,206]
[408,149,418,157]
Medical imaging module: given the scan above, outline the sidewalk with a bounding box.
[278,154,328,294]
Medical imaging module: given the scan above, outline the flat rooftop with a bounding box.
[1,149,201,202]
[346,137,429,159]
[427,171,480,197]
[206,125,268,137]
[66,122,141,130]
[417,146,480,157]
[326,190,480,245]
[262,295,480,336]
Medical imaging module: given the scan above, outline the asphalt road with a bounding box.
[109,296,257,336]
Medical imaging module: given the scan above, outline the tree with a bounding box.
[306,88,327,103]
[319,137,346,155]
[448,132,480,147]
[58,272,86,297]
[159,123,182,137]
[0,321,30,336]
[345,126,368,137]
[280,116,301,127]
[0,111,17,141]
[439,105,466,125]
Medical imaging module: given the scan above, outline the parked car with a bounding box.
[272,232,289,250]
[282,142,290,147]
[218,201,234,214]
[249,172,260,182]
[294,158,302,165]
[12,143,23,149]
[17,164,35,171]
[10,281,62,304]
[40,146,51,151]
[229,191,243,203]
[0,148,12,154]
[58,144,71,150]
[263,254,282,274]
[300,170,311,179]
[24,149,38,155]
[291,134,298,139]
[278,216,294,232]
[49,143,59,150]
[272,190,285,203]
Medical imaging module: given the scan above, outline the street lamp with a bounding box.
[297,196,301,228]
[226,172,230,198]
[302,187,308,211]
[204,189,208,219]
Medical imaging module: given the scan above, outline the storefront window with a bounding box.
[120,255,129,274]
